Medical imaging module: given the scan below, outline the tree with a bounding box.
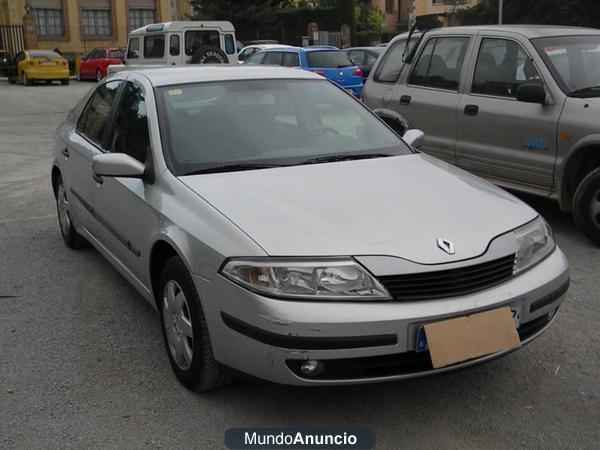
[190,0,277,40]
[458,0,600,27]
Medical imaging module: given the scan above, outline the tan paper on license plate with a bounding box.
[424,307,520,369]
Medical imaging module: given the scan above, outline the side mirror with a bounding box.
[92,153,145,178]
[516,83,546,103]
[403,129,425,149]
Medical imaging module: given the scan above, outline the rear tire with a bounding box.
[96,68,102,82]
[158,256,233,391]
[55,174,86,249]
[573,167,600,246]
[61,78,69,86]
[22,72,32,86]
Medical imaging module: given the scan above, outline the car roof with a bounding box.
[343,47,384,52]
[124,65,322,87]
[129,21,235,35]
[392,25,600,41]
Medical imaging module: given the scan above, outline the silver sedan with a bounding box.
[52,66,569,390]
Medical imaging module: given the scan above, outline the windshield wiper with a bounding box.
[569,85,600,97]
[183,163,285,175]
[300,153,394,165]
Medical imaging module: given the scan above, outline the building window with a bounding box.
[81,0,112,37]
[32,8,64,37]
[385,0,395,14]
[129,8,155,31]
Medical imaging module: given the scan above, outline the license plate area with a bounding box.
[413,305,522,361]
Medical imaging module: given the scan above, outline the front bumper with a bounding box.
[193,247,569,386]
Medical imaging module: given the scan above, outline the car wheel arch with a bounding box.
[149,238,190,309]
[558,141,600,212]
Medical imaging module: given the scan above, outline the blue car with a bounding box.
[246,46,364,97]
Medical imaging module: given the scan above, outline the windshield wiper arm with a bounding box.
[183,163,285,175]
[300,153,393,165]
[569,85,600,97]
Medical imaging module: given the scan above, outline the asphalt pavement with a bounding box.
[0,80,598,449]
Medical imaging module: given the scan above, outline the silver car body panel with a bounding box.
[53,65,569,385]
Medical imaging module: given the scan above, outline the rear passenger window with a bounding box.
[472,38,543,98]
[245,52,264,65]
[409,37,469,91]
[185,30,220,56]
[169,35,180,56]
[264,52,283,65]
[77,81,121,145]
[282,52,299,67]
[110,82,149,163]
[374,38,417,83]
[144,34,165,58]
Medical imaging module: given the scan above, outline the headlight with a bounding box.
[220,258,391,300]
[513,216,555,274]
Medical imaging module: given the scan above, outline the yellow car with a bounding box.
[12,50,70,86]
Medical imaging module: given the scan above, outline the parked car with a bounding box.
[343,46,385,80]
[78,47,125,81]
[52,65,568,390]
[246,46,364,97]
[9,50,69,86]
[238,44,292,64]
[123,21,238,67]
[364,25,600,245]
[0,49,15,77]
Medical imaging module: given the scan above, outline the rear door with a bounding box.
[66,80,122,232]
[455,36,562,191]
[392,35,472,163]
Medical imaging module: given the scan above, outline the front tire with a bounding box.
[55,175,86,249]
[158,257,232,391]
[96,68,102,82]
[573,167,600,246]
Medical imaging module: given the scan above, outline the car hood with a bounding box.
[179,154,536,264]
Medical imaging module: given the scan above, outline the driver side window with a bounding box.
[110,82,150,163]
[472,38,543,98]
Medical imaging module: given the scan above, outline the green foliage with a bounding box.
[458,0,600,27]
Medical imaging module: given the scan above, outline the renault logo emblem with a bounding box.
[436,238,455,255]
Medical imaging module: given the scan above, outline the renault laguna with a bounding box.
[51,66,569,390]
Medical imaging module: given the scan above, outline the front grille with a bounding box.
[378,254,516,301]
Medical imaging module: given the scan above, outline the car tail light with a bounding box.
[313,70,325,77]
[354,68,363,78]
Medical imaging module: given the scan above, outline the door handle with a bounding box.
[62,147,70,158]
[399,95,411,105]
[92,173,103,184]
[464,104,479,116]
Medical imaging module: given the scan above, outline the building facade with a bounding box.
[413,0,478,27]
[0,0,193,54]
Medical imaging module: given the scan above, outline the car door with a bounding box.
[92,80,159,284]
[66,80,122,232]
[455,36,563,191]
[82,49,98,78]
[392,35,472,163]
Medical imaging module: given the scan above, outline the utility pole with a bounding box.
[498,0,503,24]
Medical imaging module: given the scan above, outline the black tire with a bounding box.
[61,78,69,86]
[158,256,233,391]
[54,174,86,249]
[8,77,16,84]
[45,80,52,85]
[190,46,228,64]
[96,69,102,82]
[22,72,32,86]
[573,167,600,246]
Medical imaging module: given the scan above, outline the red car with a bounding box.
[78,47,125,81]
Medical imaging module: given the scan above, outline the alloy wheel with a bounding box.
[590,187,600,229]
[96,69,102,82]
[57,182,71,236]
[162,280,194,370]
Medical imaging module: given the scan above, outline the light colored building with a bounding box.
[0,0,194,54]
[413,0,478,27]
[370,0,410,32]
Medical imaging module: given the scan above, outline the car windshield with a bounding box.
[158,79,410,175]
[29,50,61,58]
[533,35,600,96]
[306,51,353,68]
[109,49,125,59]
